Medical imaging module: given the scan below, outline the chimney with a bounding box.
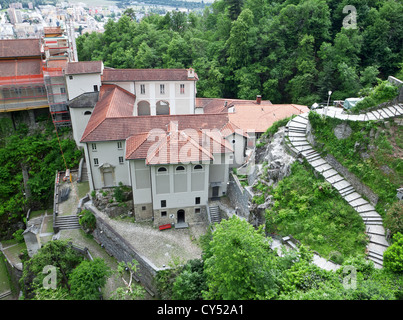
[256,95,262,105]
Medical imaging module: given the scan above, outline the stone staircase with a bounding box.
[54,215,81,230]
[209,205,222,224]
[81,161,89,182]
[284,111,396,268]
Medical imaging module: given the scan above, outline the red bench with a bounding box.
[159,224,172,231]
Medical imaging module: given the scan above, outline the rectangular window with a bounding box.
[91,143,97,151]
[140,84,145,94]
[142,206,146,211]
[161,200,166,208]
[69,75,73,80]
[160,84,165,94]
[117,141,123,149]
[60,87,66,94]
[161,211,167,217]
[93,85,98,92]
[180,84,185,94]
[195,208,201,214]
[94,158,99,166]
[119,156,124,164]
[195,197,200,205]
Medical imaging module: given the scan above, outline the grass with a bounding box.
[0,253,11,294]
[265,162,367,264]
[309,111,403,216]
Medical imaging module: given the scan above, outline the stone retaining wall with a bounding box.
[324,154,379,206]
[227,172,250,219]
[85,204,160,296]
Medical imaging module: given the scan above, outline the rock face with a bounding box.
[261,127,296,186]
[92,187,133,218]
[334,123,352,139]
[249,127,297,224]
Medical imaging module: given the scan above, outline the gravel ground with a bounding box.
[94,207,206,268]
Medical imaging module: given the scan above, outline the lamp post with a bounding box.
[325,90,332,116]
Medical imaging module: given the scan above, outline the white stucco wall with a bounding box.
[70,107,93,147]
[150,163,209,210]
[66,73,101,100]
[85,140,129,189]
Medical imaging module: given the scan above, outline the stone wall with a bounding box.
[324,154,379,205]
[85,205,160,297]
[227,172,250,219]
[153,205,208,227]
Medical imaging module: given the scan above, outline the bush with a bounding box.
[383,232,403,274]
[79,209,96,231]
[384,201,403,236]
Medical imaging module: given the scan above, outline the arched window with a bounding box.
[157,167,167,174]
[194,164,203,170]
[84,111,92,115]
[176,165,186,172]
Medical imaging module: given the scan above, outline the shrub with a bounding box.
[384,201,403,236]
[79,209,96,231]
[383,232,403,274]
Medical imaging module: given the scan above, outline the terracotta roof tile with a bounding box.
[65,61,103,75]
[196,97,272,114]
[0,39,42,58]
[228,104,309,133]
[102,68,198,82]
[0,59,43,77]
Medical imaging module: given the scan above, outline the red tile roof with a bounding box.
[65,61,103,75]
[102,68,198,82]
[0,59,43,77]
[228,104,309,133]
[196,97,272,114]
[0,39,42,58]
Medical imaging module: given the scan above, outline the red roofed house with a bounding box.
[68,65,308,227]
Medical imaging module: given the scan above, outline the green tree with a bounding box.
[172,259,207,300]
[110,260,145,300]
[69,258,111,300]
[384,232,403,274]
[203,216,278,300]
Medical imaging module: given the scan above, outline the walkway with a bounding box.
[284,104,403,268]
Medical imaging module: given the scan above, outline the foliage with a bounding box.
[309,111,403,216]
[77,0,403,104]
[172,259,207,300]
[351,80,399,113]
[79,209,96,232]
[263,115,295,138]
[383,232,403,274]
[12,229,25,243]
[203,216,279,300]
[265,162,367,262]
[110,259,145,300]
[69,258,111,300]
[384,201,403,236]
[0,119,82,240]
[20,240,83,299]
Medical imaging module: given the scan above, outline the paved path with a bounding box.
[283,104,403,268]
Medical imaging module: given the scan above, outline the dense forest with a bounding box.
[77,0,403,106]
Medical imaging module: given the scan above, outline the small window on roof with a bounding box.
[157,167,167,173]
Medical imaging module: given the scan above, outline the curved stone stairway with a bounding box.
[283,105,403,268]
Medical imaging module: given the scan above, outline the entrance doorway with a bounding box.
[212,186,220,199]
[103,172,113,187]
[177,209,185,223]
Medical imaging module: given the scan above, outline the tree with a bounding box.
[110,260,145,300]
[69,258,111,300]
[172,259,207,300]
[203,216,278,300]
[384,232,403,274]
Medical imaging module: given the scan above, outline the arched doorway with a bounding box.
[156,100,170,115]
[137,101,150,116]
[177,209,185,223]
